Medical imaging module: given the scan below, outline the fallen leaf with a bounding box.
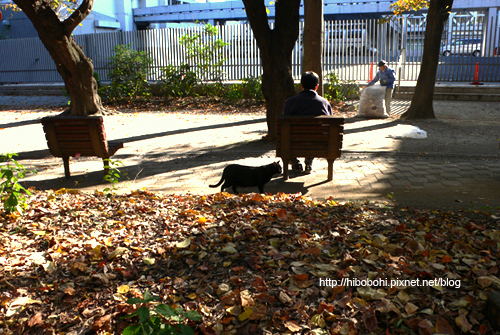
[435,316,455,335]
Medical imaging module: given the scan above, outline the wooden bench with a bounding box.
[276,115,344,181]
[41,115,124,178]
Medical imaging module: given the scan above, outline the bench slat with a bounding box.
[276,115,344,181]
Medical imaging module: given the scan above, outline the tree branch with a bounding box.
[241,0,271,50]
[63,0,94,36]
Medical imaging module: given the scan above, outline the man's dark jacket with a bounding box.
[283,90,332,116]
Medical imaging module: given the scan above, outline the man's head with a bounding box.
[378,60,387,71]
[301,71,320,90]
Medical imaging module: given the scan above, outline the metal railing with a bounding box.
[0,15,498,84]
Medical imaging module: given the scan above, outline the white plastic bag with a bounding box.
[356,84,389,118]
[386,124,427,139]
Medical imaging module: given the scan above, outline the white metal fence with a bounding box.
[0,15,498,84]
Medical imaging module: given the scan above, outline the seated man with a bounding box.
[283,71,332,174]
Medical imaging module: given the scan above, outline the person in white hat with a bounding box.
[367,60,396,115]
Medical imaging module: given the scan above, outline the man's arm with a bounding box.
[366,71,380,87]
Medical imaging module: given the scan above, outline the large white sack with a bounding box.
[356,84,389,118]
[386,125,427,139]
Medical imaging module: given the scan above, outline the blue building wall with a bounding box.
[1,8,37,39]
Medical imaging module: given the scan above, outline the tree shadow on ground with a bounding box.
[15,117,267,161]
[22,138,276,191]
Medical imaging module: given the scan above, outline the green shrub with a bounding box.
[123,289,201,335]
[222,84,244,104]
[0,153,36,214]
[179,23,229,84]
[221,76,263,103]
[159,64,198,97]
[103,158,125,198]
[94,71,102,89]
[101,44,153,101]
[241,75,264,100]
[324,72,360,101]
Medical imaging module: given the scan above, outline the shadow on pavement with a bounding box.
[22,138,275,191]
[0,119,42,129]
[14,117,267,161]
[344,119,401,134]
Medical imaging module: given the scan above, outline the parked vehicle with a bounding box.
[324,28,378,55]
[441,38,482,57]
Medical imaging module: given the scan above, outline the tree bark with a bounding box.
[12,0,104,116]
[303,0,324,96]
[242,0,301,141]
[401,0,453,119]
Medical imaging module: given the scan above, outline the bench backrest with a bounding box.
[276,115,344,159]
[41,115,110,158]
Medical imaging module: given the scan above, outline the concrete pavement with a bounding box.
[1,99,499,212]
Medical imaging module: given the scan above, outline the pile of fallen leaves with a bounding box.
[1,190,499,334]
[102,96,267,115]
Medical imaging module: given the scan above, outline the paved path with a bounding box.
[1,99,499,211]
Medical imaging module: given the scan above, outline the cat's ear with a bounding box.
[274,161,280,166]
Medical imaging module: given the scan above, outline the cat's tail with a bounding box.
[209,176,224,188]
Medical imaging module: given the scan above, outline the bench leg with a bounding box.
[63,157,70,179]
[282,158,289,180]
[327,159,334,181]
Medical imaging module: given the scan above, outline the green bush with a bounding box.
[0,153,36,214]
[122,289,201,335]
[103,158,125,198]
[100,44,153,101]
[222,84,244,104]
[241,75,264,100]
[159,64,198,98]
[221,76,263,104]
[179,23,229,84]
[94,71,102,89]
[324,72,360,101]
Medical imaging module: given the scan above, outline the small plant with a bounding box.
[221,76,263,104]
[103,158,124,197]
[0,153,36,214]
[159,64,198,98]
[179,23,229,84]
[123,289,202,335]
[94,71,102,89]
[222,84,244,104]
[324,72,360,101]
[241,75,264,100]
[101,44,153,101]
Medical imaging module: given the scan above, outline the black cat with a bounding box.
[209,162,282,194]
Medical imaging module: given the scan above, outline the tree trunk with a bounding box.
[401,0,453,119]
[242,0,301,141]
[13,0,103,116]
[303,0,324,96]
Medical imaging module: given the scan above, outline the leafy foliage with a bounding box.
[179,23,229,84]
[222,76,264,104]
[100,44,153,102]
[222,84,244,104]
[1,190,498,333]
[103,159,125,197]
[2,0,81,20]
[324,72,360,101]
[159,64,199,98]
[240,75,264,101]
[381,0,430,22]
[0,153,36,214]
[123,289,201,335]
